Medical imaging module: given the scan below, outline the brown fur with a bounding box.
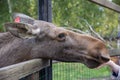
[0,13,110,68]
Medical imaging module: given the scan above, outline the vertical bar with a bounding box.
[38,0,52,80]
[38,0,52,22]
[117,15,120,48]
[117,14,120,75]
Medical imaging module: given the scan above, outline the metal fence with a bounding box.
[51,0,119,80]
[52,62,111,80]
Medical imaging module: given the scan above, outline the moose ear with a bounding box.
[12,13,35,25]
[4,22,35,39]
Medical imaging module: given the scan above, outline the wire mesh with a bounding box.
[52,0,114,80]
[52,62,111,80]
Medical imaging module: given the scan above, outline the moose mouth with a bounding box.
[82,54,108,69]
[83,58,101,69]
[62,48,109,69]
[82,54,110,69]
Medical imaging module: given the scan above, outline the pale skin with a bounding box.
[98,60,120,75]
[106,60,120,74]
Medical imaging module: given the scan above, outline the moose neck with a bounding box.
[0,32,52,68]
[0,33,35,68]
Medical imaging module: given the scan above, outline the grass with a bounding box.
[52,62,110,80]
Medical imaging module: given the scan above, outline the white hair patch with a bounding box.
[32,28,40,34]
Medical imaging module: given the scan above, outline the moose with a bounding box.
[0,13,110,68]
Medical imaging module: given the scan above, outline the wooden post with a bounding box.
[0,59,48,80]
[117,15,120,48]
[116,15,120,67]
[89,0,120,13]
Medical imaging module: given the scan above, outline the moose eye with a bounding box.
[57,33,66,41]
[58,33,65,38]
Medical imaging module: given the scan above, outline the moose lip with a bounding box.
[84,59,101,69]
[63,49,103,69]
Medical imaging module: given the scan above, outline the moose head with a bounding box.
[3,13,110,68]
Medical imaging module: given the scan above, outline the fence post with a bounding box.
[38,0,52,80]
[117,15,120,48]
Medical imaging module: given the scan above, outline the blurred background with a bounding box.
[1,0,120,80]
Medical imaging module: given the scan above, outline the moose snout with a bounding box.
[83,55,110,69]
[82,49,110,69]
[99,52,110,63]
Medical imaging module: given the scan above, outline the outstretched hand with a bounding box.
[97,60,120,74]
[106,60,120,74]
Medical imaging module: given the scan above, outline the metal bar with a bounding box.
[38,0,52,80]
[38,0,52,22]
[89,0,120,13]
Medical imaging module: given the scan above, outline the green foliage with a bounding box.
[52,0,103,27]
[0,0,119,38]
[11,0,38,19]
[113,0,120,5]
[0,0,10,31]
[0,0,38,32]
[52,0,118,38]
